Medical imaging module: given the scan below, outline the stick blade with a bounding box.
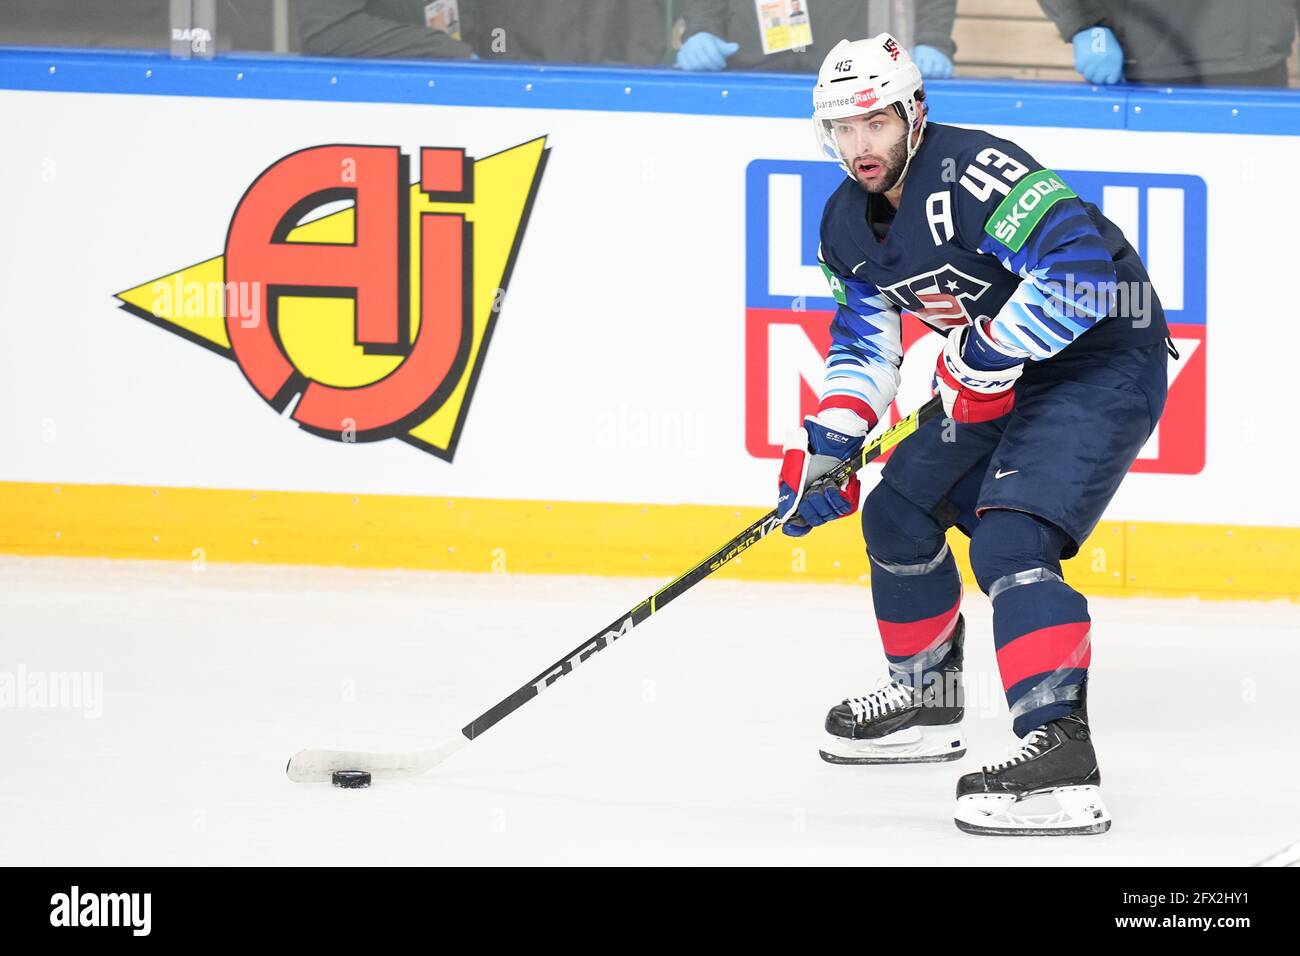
[285,736,468,783]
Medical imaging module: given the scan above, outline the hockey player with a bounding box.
[777,35,1170,835]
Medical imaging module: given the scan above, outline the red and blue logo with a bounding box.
[744,161,1207,474]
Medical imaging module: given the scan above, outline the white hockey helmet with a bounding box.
[813,34,928,184]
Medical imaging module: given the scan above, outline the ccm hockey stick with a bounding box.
[285,396,945,782]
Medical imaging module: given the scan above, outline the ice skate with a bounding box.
[954,713,1111,836]
[819,616,966,764]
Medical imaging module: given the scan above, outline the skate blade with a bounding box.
[819,725,966,765]
[954,785,1112,836]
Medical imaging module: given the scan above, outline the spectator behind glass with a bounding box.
[298,0,475,59]
[675,0,956,77]
[472,1,671,65]
[298,0,672,65]
[1039,0,1299,86]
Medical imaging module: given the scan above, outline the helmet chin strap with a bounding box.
[891,98,928,191]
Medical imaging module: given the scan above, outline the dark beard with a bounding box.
[856,134,909,194]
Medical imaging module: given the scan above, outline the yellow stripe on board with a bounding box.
[0,481,1296,601]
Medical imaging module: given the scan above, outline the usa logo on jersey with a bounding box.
[879,266,992,330]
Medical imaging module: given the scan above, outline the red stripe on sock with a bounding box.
[996,622,1092,692]
[877,599,960,658]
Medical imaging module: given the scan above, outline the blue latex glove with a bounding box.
[676,32,740,71]
[1072,26,1124,84]
[912,44,953,79]
[777,416,866,537]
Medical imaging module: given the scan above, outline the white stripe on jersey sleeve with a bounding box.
[819,274,904,427]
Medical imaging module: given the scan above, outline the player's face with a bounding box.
[831,110,909,194]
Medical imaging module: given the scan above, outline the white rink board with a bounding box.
[0,89,1295,526]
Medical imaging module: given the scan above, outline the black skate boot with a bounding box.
[818,615,966,765]
[954,711,1111,836]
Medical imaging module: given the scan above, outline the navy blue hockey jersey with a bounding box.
[817,122,1169,427]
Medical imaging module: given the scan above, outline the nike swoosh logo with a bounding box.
[994,469,1019,479]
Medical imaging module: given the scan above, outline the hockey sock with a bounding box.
[861,481,963,689]
[970,509,1091,737]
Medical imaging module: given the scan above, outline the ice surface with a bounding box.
[1,556,1296,865]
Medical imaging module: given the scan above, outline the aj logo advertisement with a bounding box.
[116,139,548,462]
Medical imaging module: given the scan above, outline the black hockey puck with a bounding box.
[332,770,371,789]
